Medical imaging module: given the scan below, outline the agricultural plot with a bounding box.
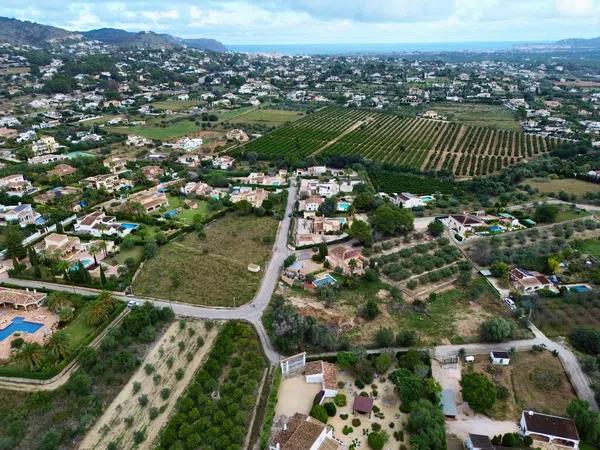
[239,106,563,176]
[369,169,455,195]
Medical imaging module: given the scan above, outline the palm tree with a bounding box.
[86,291,116,326]
[13,342,44,371]
[46,331,70,361]
[55,259,70,280]
[89,244,100,266]
[98,239,108,257]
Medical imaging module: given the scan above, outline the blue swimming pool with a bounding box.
[570,285,591,293]
[121,223,139,230]
[489,225,503,232]
[337,201,351,212]
[313,274,337,288]
[0,317,44,341]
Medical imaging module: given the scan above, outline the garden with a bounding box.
[0,302,174,449]
[157,321,267,450]
[133,213,278,306]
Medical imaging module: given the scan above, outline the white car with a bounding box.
[127,300,141,308]
[503,297,516,310]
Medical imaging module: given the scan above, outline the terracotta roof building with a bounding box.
[0,287,47,309]
[304,360,338,397]
[269,413,343,450]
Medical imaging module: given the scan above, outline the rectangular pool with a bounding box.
[313,274,337,288]
[570,285,591,293]
[0,317,44,341]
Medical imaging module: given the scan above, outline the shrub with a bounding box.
[132,381,141,394]
[355,379,365,389]
[138,394,149,408]
[149,407,160,420]
[496,384,510,400]
[133,430,146,444]
[334,394,347,407]
[166,356,174,369]
[124,416,134,428]
[480,318,515,342]
[340,413,349,420]
[343,426,353,435]
[372,423,382,431]
[460,372,496,413]
[323,402,337,417]
[352,418,361,427]
[144,363,154,375]
[160,388,170,400]
[367,431,389,450]
[175,368,184,380]
[310,404,328,423]
[396,330,417,347]
[153,374,162,385]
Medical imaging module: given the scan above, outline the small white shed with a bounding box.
[490,351,510,365]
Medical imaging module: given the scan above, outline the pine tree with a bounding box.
[100,265,107,286]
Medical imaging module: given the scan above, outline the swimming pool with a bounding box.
[121,223,139,230]
[69,258,93,271]
[420,195,435,202]
[337,201,351,212]
[0,317,44,341]
[313,274,337,288]
[489,225,503,233]
[570,285,591,293]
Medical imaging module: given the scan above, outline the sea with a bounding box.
[227,41,548,56]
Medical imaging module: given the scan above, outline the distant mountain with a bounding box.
[0,16,227,52]
[182,38,228,53]
[556,36,600,48]
[0,16,75,46]
[82,28,180,50]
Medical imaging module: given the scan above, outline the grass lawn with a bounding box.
[465,351,576,421]
[525,178,600,195]
[228,108,305,126]
[106,245,144,266]
[132,214,279,306]
[216,107,255,120]
[428,102,521,131]
[79,114,123,125]
[62,302,100,350]
[109,119,202,141]
[573,238,600,259]
[162,195,210,225]
[554,206,590,223]
[152,100,200,111]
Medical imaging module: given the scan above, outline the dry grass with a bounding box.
[465,351,576,421]
[525,178,600,195]
[133,214,278,306]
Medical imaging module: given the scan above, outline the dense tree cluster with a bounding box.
[158,322,266,450]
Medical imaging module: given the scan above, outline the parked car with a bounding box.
[503,297,516,311]
[127,300,141,308]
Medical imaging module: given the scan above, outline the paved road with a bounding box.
[507,198,600,213]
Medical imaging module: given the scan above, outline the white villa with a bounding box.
[519,411,579,448]
[74,211,134,237]
[0,204,44,227]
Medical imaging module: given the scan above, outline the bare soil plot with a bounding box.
[464,351,576,421]
[275,375,322,418]
[80,319,219,450]
[228,108,305,126]
[133,214,278,306]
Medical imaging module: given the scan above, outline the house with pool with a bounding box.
[0,287,59,361]
[34,232,115,270]
[74,211,138,237]
[326,244,366,275]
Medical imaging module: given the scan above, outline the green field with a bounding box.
[237,106,563,176]
[228,108,305,125]
[428,102,521,131]
[573,238,600,258]
[152,100,200,111]
[133,214,278,306]
[109,119,201,141]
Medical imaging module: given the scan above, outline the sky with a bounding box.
[1,0,599,45]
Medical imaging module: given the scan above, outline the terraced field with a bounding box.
[238,106,564,177]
